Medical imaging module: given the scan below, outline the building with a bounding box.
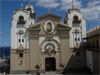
[11,2,87,74]
[85,25,100,74]
[0,47,10,59]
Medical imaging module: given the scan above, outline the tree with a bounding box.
[35,64,41,75]
[59,63,65,73]
[35,64,40,70]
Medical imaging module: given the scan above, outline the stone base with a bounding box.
[10,70,45,74]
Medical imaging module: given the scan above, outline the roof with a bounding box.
[37,13,62,20]
[15,8,27,11]
[56,21,71,29]
[87,25,100,37]
[67,8,81,13]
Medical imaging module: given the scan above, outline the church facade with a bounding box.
[11,2,86,74]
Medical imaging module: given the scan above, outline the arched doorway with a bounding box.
[45,57,56,71]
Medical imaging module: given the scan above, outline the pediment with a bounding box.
[29,21,71,32]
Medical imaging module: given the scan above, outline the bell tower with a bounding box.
[64,1,86,48]
[11,1,35,49]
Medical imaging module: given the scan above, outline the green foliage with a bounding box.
[35,64,40,70]
[59,63,64,68]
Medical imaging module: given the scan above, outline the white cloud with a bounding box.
[33,0,100,21]
[35,0,60,8]
[82,1,100,21]
[59,0,100,21]
[60,0,82,10]
[87,0,100,8]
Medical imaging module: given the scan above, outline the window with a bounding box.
[19,39,21,42]
[92,42,94,48]
[17,16,25,24]
[76,51,80,56]
[88,42,90,47]
[19,53,23,57]
[73,15,81,23]
[78,38,80,41]
[75,38,77,41]
[19,16,24,22]
[27,8,31,12]
[96,40,99,48]
[22,39,24,42]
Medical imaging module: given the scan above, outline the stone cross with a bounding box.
[72,0,74,9]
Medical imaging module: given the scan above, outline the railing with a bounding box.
[17,21,26,24]
[72,23,80,27]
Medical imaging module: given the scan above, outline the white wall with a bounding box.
[11,4,35,49]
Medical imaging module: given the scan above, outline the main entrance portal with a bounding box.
[45,57,56,71]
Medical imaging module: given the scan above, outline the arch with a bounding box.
[27,8,31,12]
[40,38,60,51]
[73,15,80,23]
[18,16,25,24]
[19,16,24,21]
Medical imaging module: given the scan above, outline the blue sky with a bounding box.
[0,0,100,47]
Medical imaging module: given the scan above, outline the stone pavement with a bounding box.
[40,72,62,75]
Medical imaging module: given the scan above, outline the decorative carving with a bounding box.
[18,30,24,35]
[44,20,55,34]
[43,43,57,56]
[46,37,52,42]
[46,22,52,33]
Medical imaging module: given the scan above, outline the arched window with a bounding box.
[19,16,24,22]
[73,15,81,23]
[18,16,25,24]
[27,8,31,12]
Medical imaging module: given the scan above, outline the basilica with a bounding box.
[10,2,87,74]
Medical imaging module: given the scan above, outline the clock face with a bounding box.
[44,20,55,34]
